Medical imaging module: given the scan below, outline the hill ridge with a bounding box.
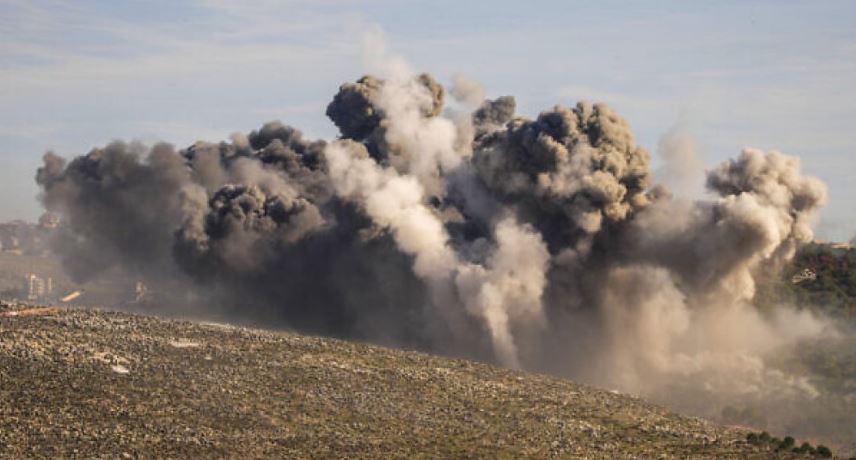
[1,304,807,458]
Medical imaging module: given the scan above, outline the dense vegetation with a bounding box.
[745,430,841,458]
[755,242,856,319]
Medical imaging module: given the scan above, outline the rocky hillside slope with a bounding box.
[0,303,819,459]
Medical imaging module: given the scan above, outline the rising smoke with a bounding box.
[36,54,852,445]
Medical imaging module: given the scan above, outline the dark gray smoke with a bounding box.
[37,68,852,448]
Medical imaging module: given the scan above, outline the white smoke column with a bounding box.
[336,31,551,367]
[377,76,462,183]
[325,141,458,279]
[360,27,463,192]
[448,74,487,158]
[326,138,549,368]
[455,218,550,368]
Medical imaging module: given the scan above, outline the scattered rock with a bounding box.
[0,307,808,458]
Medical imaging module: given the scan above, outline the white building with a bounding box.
[25,273,52,301]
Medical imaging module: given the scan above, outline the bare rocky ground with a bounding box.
[0,302,814,459]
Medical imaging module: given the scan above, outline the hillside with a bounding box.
[0,303,824,459]
[755,242,856,319]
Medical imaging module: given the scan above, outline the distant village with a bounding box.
[0,214,149,306]
[0,213,57,256]
[1,215,852,307]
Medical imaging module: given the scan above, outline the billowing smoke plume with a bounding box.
[37,65,852,446]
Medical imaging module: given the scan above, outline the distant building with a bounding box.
[25,273,53,301]
[0,235,20,252]
[0,218,56,255]
[791,268,817,284]
[134,281,148,302]
[38,212,60,229]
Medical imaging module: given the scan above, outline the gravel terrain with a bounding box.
[0,302,809,459]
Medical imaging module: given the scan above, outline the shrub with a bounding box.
[816,445,832,458]
[794,442,815,454]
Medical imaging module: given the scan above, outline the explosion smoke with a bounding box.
[36,65,851,445]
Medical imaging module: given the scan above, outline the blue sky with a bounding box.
[1,0,854,240]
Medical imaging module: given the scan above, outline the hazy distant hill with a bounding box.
[0,304,823,459]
